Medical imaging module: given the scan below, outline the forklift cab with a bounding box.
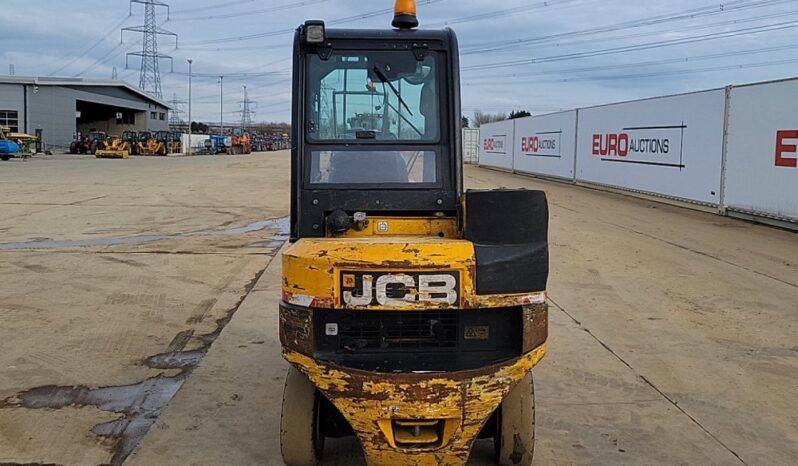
[291,18,461,239]
[281,2,549,465]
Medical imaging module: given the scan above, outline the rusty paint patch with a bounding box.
[283,345,546,466]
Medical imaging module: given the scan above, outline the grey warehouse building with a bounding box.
[0,76,171,150]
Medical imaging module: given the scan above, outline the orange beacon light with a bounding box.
[393,0,419,29]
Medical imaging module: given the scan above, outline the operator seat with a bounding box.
[328,151,408,184]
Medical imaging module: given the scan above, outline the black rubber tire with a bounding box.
[1,155,11,161]
[495,373,535,466]
[281,366,324,466]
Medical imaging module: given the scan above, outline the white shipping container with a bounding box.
[181,134,210,154]
[724,79,798,222]
[477,120,515,171]
[575,90,726,205]
[513,111,577,181]
[463,128,480,164]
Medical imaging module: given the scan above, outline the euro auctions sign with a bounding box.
[591,124,686,169]
[775,130,798,168]
[483,135,507,154]
[520,133,561,158]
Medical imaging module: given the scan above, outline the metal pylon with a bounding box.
[240,85,256,132]
[122,0,177,98]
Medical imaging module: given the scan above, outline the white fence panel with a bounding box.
[478,120,515,170]
[513,111,577,181]
[575,90,726,205]
[724,79,798,222]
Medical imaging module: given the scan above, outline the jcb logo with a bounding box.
[341,271,459,307]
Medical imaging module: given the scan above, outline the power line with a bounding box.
[49,13,132,76]
[73,41,129,77]
[463,43,798,83]
[182,0,447,46]
[463,20,798,71]
[489,9,798,59]
[426,0,587,28]
[171,0,258,15]
[464,57,798,88]
[170,0,329,22]
[461,0,793,55]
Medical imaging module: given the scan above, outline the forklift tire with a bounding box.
[495,373,535,466]
[1,155,10,161]
[281,366,324,466]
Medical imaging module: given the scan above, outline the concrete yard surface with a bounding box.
[0,153,796,465]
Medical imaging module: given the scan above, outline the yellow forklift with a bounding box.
[279,2,549,465]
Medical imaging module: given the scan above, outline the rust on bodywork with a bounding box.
[278,304,313,356]
[285,344,546,466]
[523,303,548,353]
[280,234,549,465]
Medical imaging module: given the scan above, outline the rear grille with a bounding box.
[313,307,522,373]
[337,310,458,351]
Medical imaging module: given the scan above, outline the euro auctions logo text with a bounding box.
[521,136,557,154]
[483,135,507,153]
[776,130,798,168]
[591,133,670,157]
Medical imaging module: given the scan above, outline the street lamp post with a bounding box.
[219,76,224,136]
[187,58,193,156]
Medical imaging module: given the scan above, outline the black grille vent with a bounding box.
[313,307,523,373]
[338,310,458,351]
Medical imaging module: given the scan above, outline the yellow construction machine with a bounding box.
[95,135,130,159]
[136,131,165,156]
[279,2,550,465]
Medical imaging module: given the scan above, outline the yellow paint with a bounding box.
[283,237,545,310]
[284,345,547,466]
[281,209,548,464]
[336,217,458,238]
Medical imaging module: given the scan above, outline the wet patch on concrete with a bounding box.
[0,262,273,465]
[1,376,185,465]
[0,216,290,251]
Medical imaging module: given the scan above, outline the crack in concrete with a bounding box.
[548,297,749,465]
[605,222,797,289]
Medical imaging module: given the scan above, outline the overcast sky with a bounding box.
[2,0,797,124]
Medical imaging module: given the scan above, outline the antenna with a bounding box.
[122,0,178,98]
[112,66,118,80]
[9,64,15,76]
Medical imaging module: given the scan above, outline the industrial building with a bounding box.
[0,76,170,150]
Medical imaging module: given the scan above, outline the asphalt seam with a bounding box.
[548,297,749,466]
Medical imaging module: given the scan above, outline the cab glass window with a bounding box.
[307,51,439,142]
[309,150,437,185]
